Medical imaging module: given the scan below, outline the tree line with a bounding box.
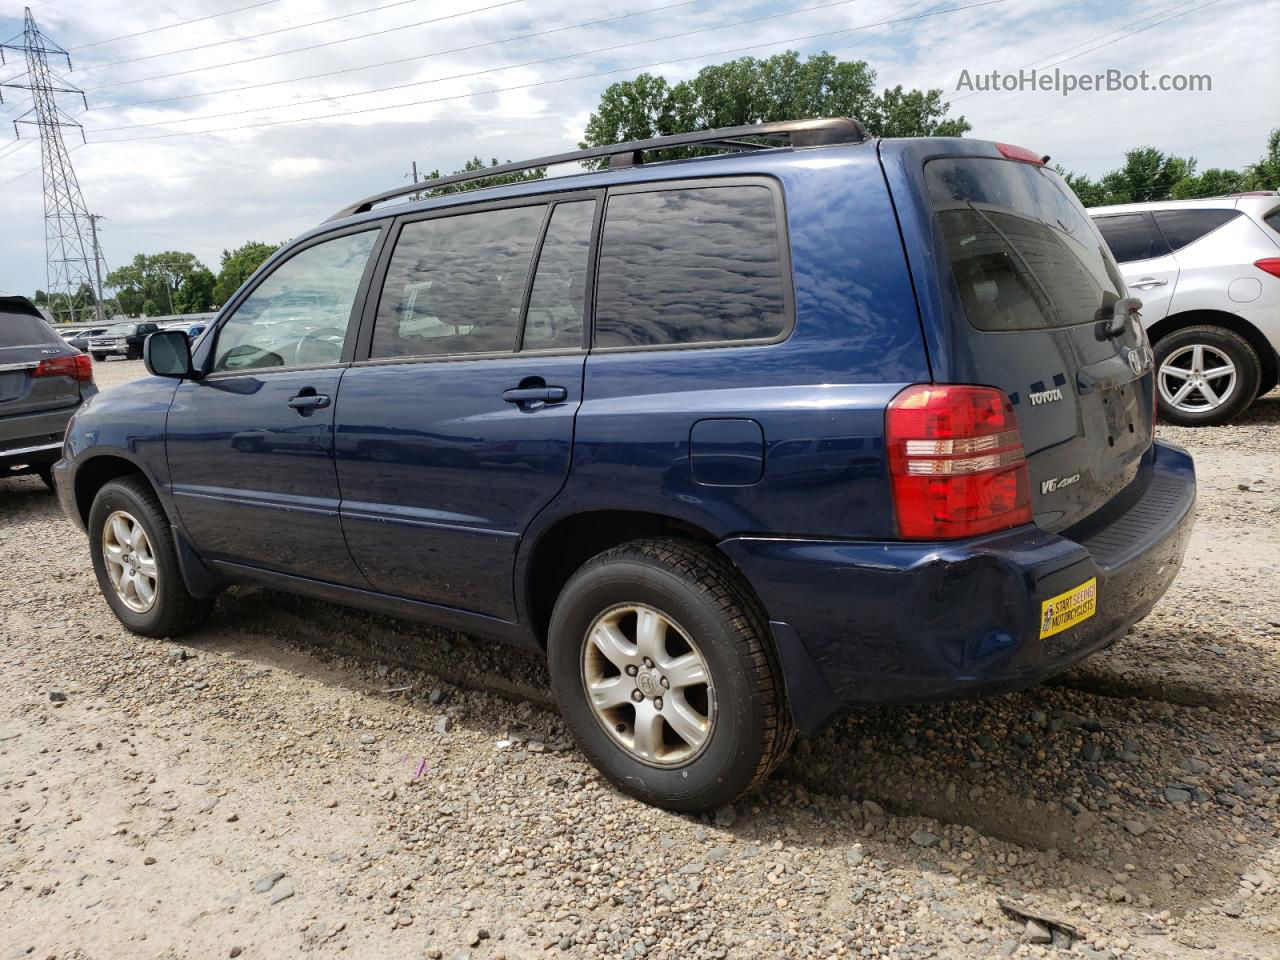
[38,50,1277,318]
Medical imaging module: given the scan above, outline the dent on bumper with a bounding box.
[720,442,1196,734]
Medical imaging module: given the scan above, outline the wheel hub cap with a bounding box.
[1158,343,1237,414]
[581,603,715,767]
[102,509,158,614]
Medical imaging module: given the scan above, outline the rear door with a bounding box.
[1092,212,1179,320]
[916,153,1155,532]
[334,194,597,620]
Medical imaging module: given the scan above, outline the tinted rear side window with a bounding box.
[1152,209,1240,252]
[926,158,1127,332]
[594,185,787,348]
[1265,208,1280,235]
[0,310,60,348]
[1093,213,1171,263]
[372,204,546,359]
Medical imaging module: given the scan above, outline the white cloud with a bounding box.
[0,0,1275,296]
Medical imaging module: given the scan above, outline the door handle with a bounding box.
[287,393,331,410]
[502,386,567,405]
[1130,277,1168,289]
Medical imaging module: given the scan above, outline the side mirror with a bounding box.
[144,330,197,379]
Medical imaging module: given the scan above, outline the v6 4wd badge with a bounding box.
[1041,473,1081,495]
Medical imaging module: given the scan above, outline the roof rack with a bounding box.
[327,117,867,222]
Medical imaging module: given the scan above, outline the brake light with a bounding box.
[886,384,1033,539]
[996,142,1045,165]
[1254,258,1280,279]
[34,353,93,383]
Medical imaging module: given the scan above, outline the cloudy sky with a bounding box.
[0,0,1274,297]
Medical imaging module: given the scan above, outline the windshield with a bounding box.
[926,157,1128,332]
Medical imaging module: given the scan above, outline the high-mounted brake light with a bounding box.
[886,385,1033,539]
[996,142,1046,166]
[1254,258,1280,279]
[33,352,93,383]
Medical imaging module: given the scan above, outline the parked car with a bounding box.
[1089,193,1280,425]
[65,326,108,352]
[55,120,1196,811]
[87,320,162,361]
[1,294,96,487]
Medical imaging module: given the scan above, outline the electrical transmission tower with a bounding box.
[1,7,105,324]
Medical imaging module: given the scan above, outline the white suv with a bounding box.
[1090,193,1280,425]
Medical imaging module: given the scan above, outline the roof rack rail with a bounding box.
[327,117,867,222]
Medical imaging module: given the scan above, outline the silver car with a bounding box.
[1090,193,1280,425]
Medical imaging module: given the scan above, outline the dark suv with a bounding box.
[1,295,96,487]
[55,119,1196,811]
[87,320,161,361]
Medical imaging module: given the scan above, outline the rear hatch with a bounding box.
[908,148,1155,532]
[0,302,86,419]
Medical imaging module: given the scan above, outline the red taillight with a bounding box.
[886,384,1033,539]
[996,142,1045,165]
[34,353,93,383]
[1254,258,1280,279]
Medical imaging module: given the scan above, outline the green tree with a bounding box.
[106,251,205,317]
[1241,127,1280,191]
[175,266,216,313]
[580,51,969,163]
[213,241,279,306]
[421,155,546,196]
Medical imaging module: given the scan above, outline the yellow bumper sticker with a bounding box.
[1040,577,1097,639]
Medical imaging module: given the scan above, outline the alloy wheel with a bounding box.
[1159,343,1237,414]
[581,603,715,766]
[102,510,159,613]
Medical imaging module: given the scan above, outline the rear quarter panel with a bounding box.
[550,148,930,543]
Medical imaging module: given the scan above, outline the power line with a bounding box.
[84,0,528,93]
[90,0,874,134]
[68,0,287,51]
[1043,0,1224,68]
[100,0,704,111]
[79,0,520,76]
[83,0,1008,145]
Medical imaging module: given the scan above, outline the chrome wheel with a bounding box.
[1159,344,1237,414]
[102,510,158,613]
[581,604,715,766]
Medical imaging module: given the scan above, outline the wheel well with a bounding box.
[525,511,721,647]
[73,456,148,526]
[1147,309,1278,391]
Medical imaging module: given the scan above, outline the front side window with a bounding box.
[212,230,377,372]
[1152,209,1240,252]
[594,185,788,349]
[1093,213,1170,264]
[371,204,546,359]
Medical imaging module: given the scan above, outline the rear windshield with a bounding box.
[926,157,1127,332]
[0,310,60,348]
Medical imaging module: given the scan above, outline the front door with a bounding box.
[335,195,598,619]
[166,227,383,582]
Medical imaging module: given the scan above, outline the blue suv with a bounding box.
[55,119,1196,811]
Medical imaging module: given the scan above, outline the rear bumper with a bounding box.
[719,441,1196,735]
[1,406,76,476]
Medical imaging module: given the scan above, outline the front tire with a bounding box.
[548,538,794,812]
[35,465,56,492]
[88,476,213,637]
[91,353,106,362]
[1154,325,1260,426]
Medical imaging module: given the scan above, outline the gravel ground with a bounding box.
[2,359,1277,960]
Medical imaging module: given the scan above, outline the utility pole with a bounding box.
[0,7,98,324]
[411,161,419,184]
[87,213,106,324]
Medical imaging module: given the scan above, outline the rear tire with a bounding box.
[548,538,794,812]
[1153,325,1260,426]
[35,465,56,492]
[88,475,213,637]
